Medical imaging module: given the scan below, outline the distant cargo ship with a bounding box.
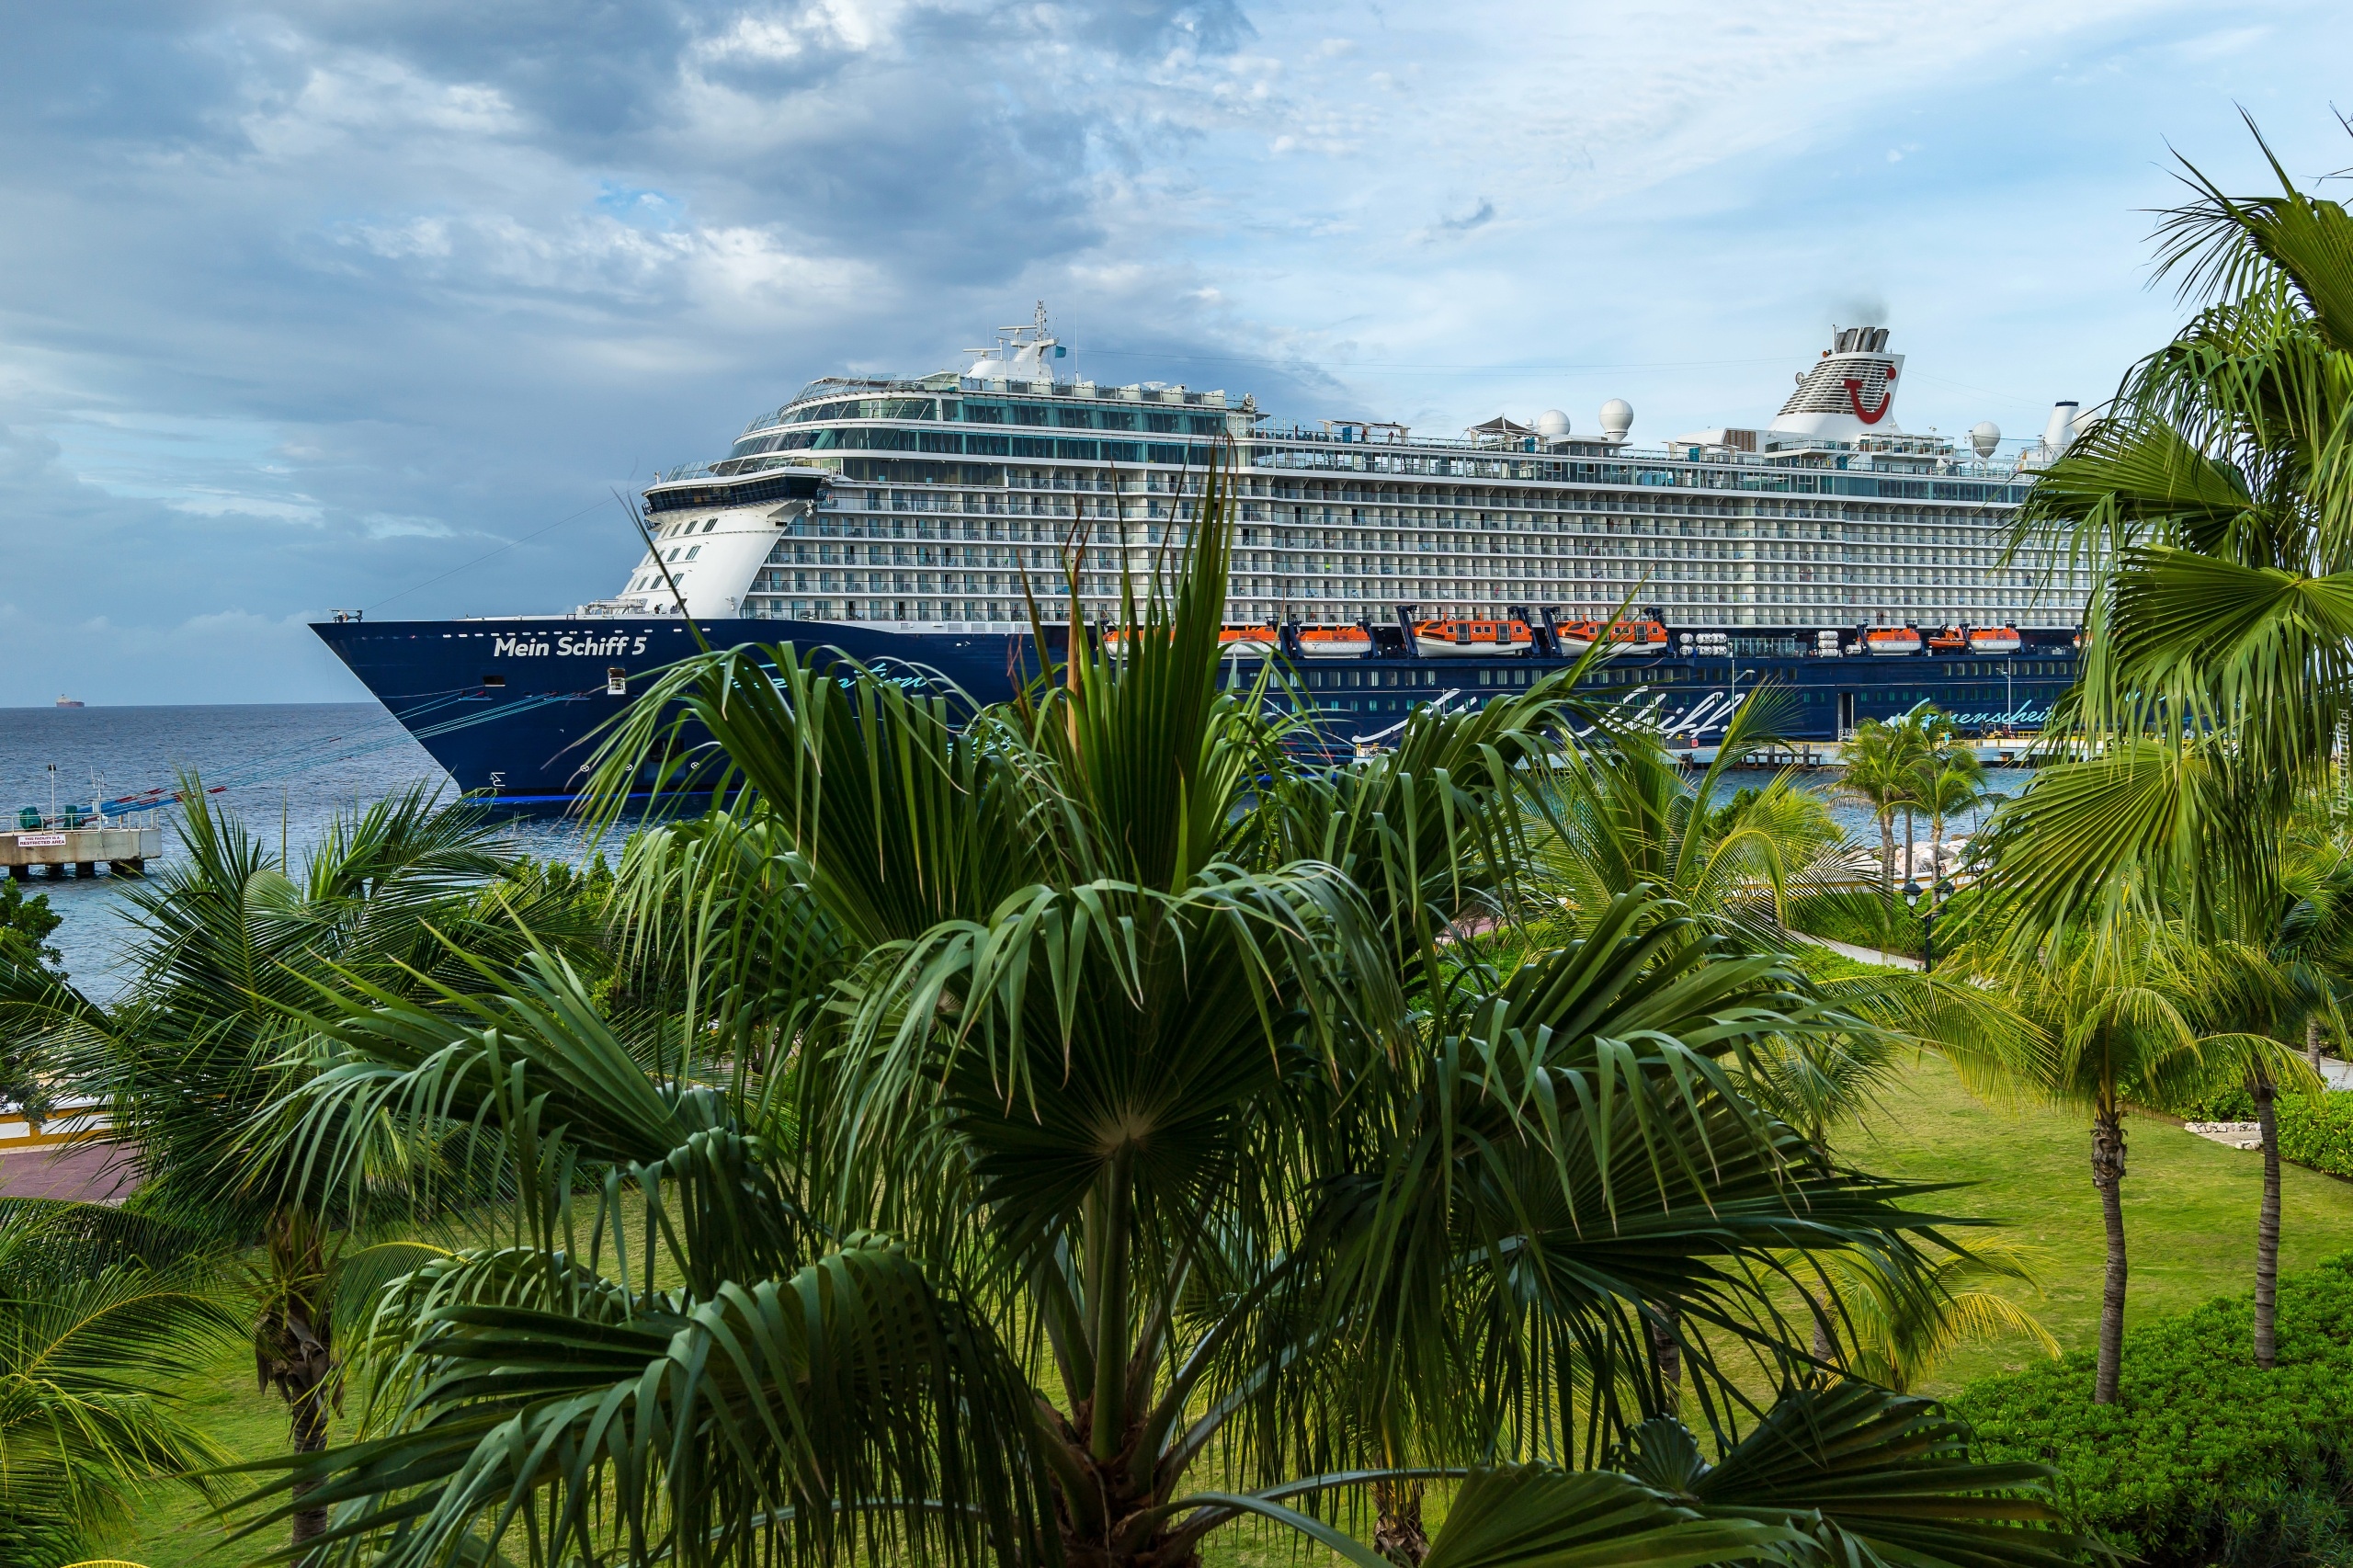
[316,312,2092,801]
[53,696,84,709]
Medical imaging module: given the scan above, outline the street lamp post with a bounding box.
[1904,877,1951,972]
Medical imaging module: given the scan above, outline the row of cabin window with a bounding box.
[773,396,1222,434]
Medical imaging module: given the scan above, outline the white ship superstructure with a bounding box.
[608,311,2086,635]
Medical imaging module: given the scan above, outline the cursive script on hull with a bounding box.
[493,633,650,658]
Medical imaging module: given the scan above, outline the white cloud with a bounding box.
[1,0,2350,706]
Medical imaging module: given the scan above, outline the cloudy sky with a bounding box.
[3,0,2347,705]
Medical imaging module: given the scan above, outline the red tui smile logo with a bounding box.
[1842,369,1896,425]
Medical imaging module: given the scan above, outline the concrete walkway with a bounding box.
[1791,932,1923,971]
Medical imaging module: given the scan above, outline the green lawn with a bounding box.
[92,1051,2353,1566]
[1842,1051,2353,1392]
[91,1338,289,1568]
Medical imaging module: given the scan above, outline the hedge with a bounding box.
[2279,1094,2353,1178]
[1949,1252,2353,1563]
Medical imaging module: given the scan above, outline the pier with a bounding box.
[2,824,161,879]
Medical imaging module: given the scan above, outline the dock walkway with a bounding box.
[1,824,160,878]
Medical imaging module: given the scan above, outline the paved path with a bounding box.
[0,1141,140,1204]
[1791,933,1923,971]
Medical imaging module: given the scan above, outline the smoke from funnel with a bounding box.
[1829,292,1890,329]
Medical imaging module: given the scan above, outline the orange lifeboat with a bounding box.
[1218,624,1279,656]
[1556,617,1669,654]
[1967,625,2022,655]
[1927,625,1968,653]
[1864,626,1923,656]
[1103,624,1279,658]
[1297,626,1374,658]
[1414,618,1533,657]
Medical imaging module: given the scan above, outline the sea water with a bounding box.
[0,703,594,1000]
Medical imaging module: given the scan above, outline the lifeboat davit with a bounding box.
[1298,626,1374,658]
[1864,626,1923,656]
[1967,625,2022,655]
[1414,618,1533,657]
[1556,618,1669,654]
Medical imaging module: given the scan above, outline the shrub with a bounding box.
[2277,1094,2353,1179]
[1949,1253,2353,1563]
[2167,1082,2258,1120]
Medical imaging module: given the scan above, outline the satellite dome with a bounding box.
[1969,421,2000,460]
[1533,408,1572,437]
[1598,398,1633,439]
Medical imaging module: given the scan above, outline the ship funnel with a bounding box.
[2040,401,2079,453]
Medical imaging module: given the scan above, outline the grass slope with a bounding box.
[1846,1051,2353,1392]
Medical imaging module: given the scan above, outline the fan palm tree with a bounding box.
[0,1199,241,1566]
[229,456,2088,1568]
[0,784,601,1552]
[1974,119,2353,1392]
[1989,118,2353,942]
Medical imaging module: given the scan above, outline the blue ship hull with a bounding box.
[313,617,2079,801]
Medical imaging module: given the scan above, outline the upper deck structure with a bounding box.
[600,308,2086,641]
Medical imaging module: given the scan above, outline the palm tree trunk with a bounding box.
[2253,1064,2280,1371]
[257,1207,336,1553]
[1878,813,1896,926]
[2310,1013,2325,1076]
[2091,1107,2128,1404]
[290,1375,331,1547]
[1373,1477,1430,1567]
[1646,1302,1681,1414]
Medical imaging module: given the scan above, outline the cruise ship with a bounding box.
[315,311,2091,801]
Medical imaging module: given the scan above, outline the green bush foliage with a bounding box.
[2277,1094,2353,1178]
[0,877,65,1119]
[1950,1253,2353,1564]
[0,875,63,979]
[2167,1083,2259,1120]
